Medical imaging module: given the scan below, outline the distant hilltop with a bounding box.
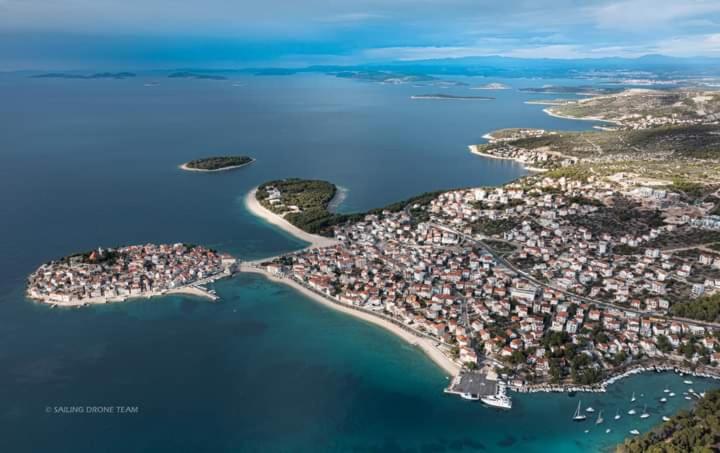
[30,72,136,79]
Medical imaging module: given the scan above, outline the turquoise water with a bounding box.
[0,73,715,451]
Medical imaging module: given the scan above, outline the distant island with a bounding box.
[31,72,136,79]
[520,85,621,96]
[471,82,510,90]
[168,72,228,80]
[26,244,236,306]
[410,94,494,101]
[180,156,255,172]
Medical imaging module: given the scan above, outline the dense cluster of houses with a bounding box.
[266,175,720,385]
[27,244,235,304]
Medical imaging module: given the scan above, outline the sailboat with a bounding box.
[596,410,604,425]
[660,397,667,403]
[614,409,621,420]
[669,392,676,397]
[630,429,640,435]
[640,405,650,419]
[628,408,637,415]
[606,428,611,434]
[663,388,670,393]
[662,416,671,422]
[573,401,587,421]
[630,392,636,402]
[586,406,595,413]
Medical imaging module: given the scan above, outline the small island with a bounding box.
[411,94,494,101]
[180,156,255,172]
[26,244,236,306]
[471,82,510,90]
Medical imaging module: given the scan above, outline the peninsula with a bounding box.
[26,244,236,306]
[240,87,720,412]
[180,155,254,172]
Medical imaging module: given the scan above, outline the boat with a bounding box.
[663,388,670,393]
[628,408,637,415]
[596,410,604,425]
[660,398,667,403]
[586,406,595,413]
[689,388,695,394]
[685,396,692,400]
[630,429,640,435]
[631,392,636,402]
[584,429,589,434]
[614,409,621,420]
[662,416,671,422]
[669,392,676,397]
[460,393,479,401]
[573,401,587,421]
[606,428,611,434]
[640,406,650,419]
[480,383,512,409]
[684,380,693,385]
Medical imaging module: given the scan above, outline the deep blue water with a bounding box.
[0,73,715,452]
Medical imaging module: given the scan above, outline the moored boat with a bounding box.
[573,401,587,421]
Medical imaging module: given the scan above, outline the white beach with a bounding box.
[244,188,338,249]
[240,264,460,377]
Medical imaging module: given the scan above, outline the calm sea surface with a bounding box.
[0,73,715,452]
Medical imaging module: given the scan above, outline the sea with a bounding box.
[0,72,716,452]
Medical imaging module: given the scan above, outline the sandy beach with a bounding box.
[179,159,255,172]
[244,188,338,249]
[240,264,460,377]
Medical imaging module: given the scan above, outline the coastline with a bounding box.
[240,263,460,377]
[179,158,256,173]
[244,187,338,249]
[30,271,230,307]
[511,362,720,395]
[468,144,547,173]
[542,108,622,125]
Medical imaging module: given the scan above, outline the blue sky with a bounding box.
[1,0,720,69]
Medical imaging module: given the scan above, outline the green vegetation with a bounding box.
[184,156,253,170]
[618,389,720,453]
[257,179,445,237]
[469,218,519,236]
[670,293,720,322]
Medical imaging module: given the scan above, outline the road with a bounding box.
[427,221,720,331]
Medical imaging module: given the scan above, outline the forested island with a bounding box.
[181,156,254,172]
[31,72,136,79]
[618,389,720,452]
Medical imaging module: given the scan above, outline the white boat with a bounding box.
[631,392,636,402]
[663,388,670,393]
[685,396,692,400]
[662,416,671,422]
[460,393,479,401]
[586,406,595,413]
[573,401,587,421]
[584,429,589,434]
[689,388,695,394]
[481,383,512,409]
[630,429,640,435]
[614,409,621,420]
[640,406,650,419]
[606,428,611,434]
[684,380,693,385]
[628,408,637,415]
[596,410,604,425]
[669,392,676,397]
[660,398,667,403]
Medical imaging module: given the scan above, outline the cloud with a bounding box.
[590,0,720,31]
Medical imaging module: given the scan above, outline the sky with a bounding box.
[1,0,720,69]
